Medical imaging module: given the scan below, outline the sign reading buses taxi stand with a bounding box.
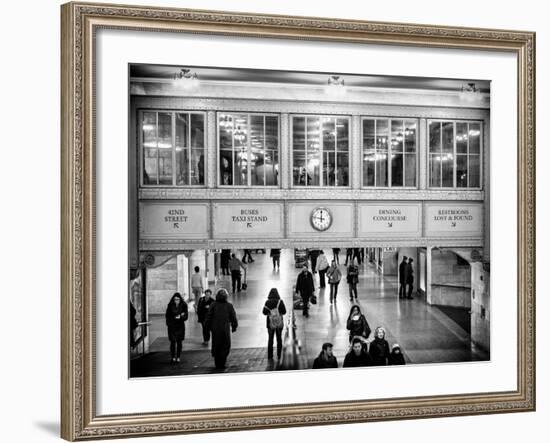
[213,203,283,238]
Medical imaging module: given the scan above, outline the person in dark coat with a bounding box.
[295,265,315,317]
[398,256,408,299]
[346,258,359,301]
[332,248,340,264]
[343,338,373,367]
[196,289,215,345]
[312,342,338,369]
[346,305,371,343]
[129,301,138,349]
[205,288,238,369]
[165,293,188,363]
[308,249,320,274]
[220,249,231,276]
[270,249,281,271]
[406,258,415,299]
[369,327,390,366]
[262,288,287,360]
[345,248,353,265]
[388,343,406,365]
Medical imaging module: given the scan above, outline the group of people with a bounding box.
[398,255,415,299]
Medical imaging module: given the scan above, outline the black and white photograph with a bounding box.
[128,65,491,377]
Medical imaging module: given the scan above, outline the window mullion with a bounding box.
[172,112,176,186]
[188,113,192,186]
[155,112,159,185]
[388,118,392,188]
[467,122,470,188]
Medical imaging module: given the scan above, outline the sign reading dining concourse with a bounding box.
[213,203,283,238]
[359,203,421,237]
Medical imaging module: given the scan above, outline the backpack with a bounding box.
[267,300,284,330]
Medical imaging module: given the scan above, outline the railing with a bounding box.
[278,308,308,370]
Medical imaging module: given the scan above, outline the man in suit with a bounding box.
[398,256,408,299]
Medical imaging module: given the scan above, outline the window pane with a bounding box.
[429,122,441,153]
[404,153,416,187]
[322,118,335,152]
[456,122,468,154]
[219,114,233,150]
[251,148,264,186]
[363,119,375,151]
[307,151,320,186]
[376,119,389,153]
[175,114,189,185]
[293,151,307,186]
[142,112,156,148]
[469,123,481,154]
[442,121,453,153]
[363,152,375,186]
[336,119,349,151]
[391,120,404,154]
[190,114,204,148]
[293,117,305,150]
[143,148,158,184]
[265,116,278,151]
[457,154,468,188]
[391,153,403,186]
[323,151,336,186]
[307,117,320,186]
[190,149,204,185]
[469,154,481,187]
[157,113,172,185]
[220,150,233,185]
[233,115,248,186]
[375,151,388,187]
[429,154,441,187]
[264,149,278,186]
[337,153,349,186]
[405,120,417,153]
[441,152,454,187]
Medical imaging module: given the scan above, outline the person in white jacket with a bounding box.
[315,250,330,289]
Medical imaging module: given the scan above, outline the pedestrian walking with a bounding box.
[228,253,246,294]
[369,326,390,366]
[346,258,359,301]
[346,305,371,343]
[388,344,406,365]
[343,337,373,367]
[205,288,238,369]
[345,248,353,265]
[165,292,188,363]
[326,260,342,303]
[196,289,215,345]
[312,342,338,369]
[270,248,281,271]
[242,249,254,263]
[190,266,203,303]
[406,258,415,299]
[295,265,315,317]
[262,288,287,360]
[398,256,408,299]
[316,250,330,288]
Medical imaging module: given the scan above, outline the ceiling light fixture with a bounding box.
[459,82,482,103]
[173,68,199,89]
[325,75,346,97]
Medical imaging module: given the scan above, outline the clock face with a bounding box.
[310,207,333,232]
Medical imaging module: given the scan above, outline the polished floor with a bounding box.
[131,249,489,377]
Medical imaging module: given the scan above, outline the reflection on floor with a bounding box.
[131,249,488,377]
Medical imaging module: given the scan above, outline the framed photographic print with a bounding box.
[60,1,536,440]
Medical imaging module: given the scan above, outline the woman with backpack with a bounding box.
[262,288,287,360]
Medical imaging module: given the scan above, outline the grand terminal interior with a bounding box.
[128,65,490,376]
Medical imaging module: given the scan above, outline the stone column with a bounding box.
[281,113,290,189]
[426,246,432,305]
[351,115,361,189]
[419,118,427,189]
[207,110,216,189]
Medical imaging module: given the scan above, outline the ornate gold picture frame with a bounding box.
[61,1,535,440]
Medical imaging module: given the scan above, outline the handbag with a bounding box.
[310,294,317,305]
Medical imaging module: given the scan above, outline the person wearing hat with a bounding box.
[295,264,315,318]
[312,342,338,369]
[398,255,408,299]
[388,343,406,365]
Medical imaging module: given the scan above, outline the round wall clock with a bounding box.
[310,207,333,232]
